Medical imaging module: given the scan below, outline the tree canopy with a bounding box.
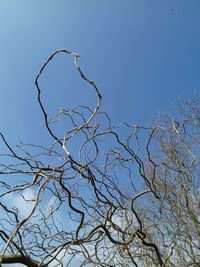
[0,50,199,267]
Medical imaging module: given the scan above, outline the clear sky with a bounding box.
[1,0,200,146]
[1,1,200,266]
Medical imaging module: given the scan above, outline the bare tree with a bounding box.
[138,98,200,267]
[0,50,199,267]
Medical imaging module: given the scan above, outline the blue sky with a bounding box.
[1,0,200,148]
[1,1,200,266]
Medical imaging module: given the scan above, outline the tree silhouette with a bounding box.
[0,50,199,267]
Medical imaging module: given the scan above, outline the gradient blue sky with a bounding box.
[1,0,200,147]
[1,1,200,266]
